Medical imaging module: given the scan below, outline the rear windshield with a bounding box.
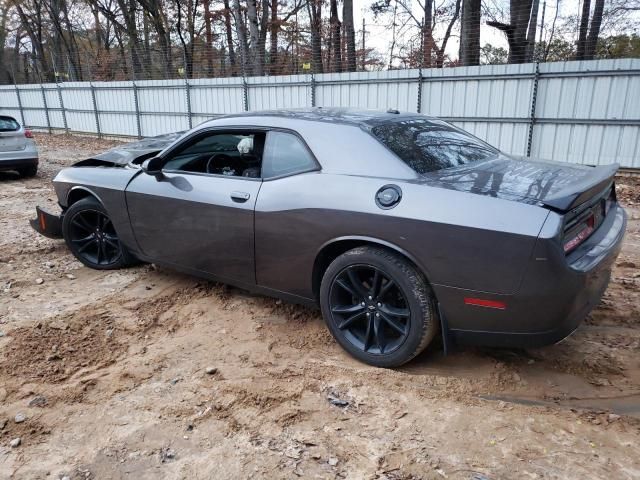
[371,118,499,174]
[0,116,20,132]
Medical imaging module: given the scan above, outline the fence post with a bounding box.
[184,78,193,129]
[242,77,249,112]
[89,82,102,138]
[132,81,142,139]
[310,73,316,107]
[416,69,423,113]
[56,82,69,134]
[40,83,52,134]
[526,62,540,157]
[52,55,68,134]
[182,50,193,129]
[13,81,26,127]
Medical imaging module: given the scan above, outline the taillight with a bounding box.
[24,129,34,139]
[563,213,595,253]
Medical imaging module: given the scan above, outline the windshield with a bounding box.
[371,118,499,174]
[0,116,20,132]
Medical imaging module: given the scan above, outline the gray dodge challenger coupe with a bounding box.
[31,109,627,367]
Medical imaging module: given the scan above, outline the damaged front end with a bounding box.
[30,205,63,239]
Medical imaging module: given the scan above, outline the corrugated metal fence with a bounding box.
[1,58,639,168]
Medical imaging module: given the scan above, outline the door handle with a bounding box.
[230,191,250,202]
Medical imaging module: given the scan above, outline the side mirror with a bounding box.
[141,156,163,179]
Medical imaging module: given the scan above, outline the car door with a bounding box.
[125,129,263,286]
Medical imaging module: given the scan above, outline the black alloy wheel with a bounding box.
[329,265,410,355]
[62,196,137,270]
[320,246,439,367]
[68,209,121,266]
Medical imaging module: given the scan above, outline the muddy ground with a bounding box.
[0,134,639,480]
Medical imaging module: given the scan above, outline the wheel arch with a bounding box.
[311,236,433,301]
[66,186,104,208]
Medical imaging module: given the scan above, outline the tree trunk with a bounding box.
[343,0,356,71]
[203,0,215,75]
[246,0,260,75]
[223,0,237,72]
[307,0,323,74]
[584,0,604,60]
[258,0,269,75]
[329,0,341,72]
[525,0,540,61]
[270,0,279,74]
[487,0,538,64]
[232,0,250,74]
[422,0,434,67]
[459,0,481,66]
[0,7,9,83]
[576,0,591,59]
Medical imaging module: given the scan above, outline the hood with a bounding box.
[73,131,186,168]
[421,155,618,211]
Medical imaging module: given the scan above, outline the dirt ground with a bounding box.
[0,134,639,480]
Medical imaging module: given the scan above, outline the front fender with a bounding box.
[53,166,140,253]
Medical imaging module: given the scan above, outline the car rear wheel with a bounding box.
[18,165,37,177]
[320,246,439,368]
[62,197,137,270]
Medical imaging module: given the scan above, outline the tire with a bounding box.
[18,165,37,177]
[320,246,439,368]
[62,196,137,270]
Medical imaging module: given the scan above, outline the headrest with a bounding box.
[237,137,253,154]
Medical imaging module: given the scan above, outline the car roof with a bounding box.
[202,108,425,129]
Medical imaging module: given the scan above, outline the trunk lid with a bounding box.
[422,155,618,212]
[0,116,26,152]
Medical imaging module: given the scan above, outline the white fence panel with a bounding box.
[530,58,640,168]
[0,86,22,123]
[1,59,638,168]
[247,74,309,110]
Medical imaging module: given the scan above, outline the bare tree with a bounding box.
[576,0,605,60]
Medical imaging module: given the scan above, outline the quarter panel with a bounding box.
[254,173,549,299]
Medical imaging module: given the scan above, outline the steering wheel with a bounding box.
[205,153,233,174]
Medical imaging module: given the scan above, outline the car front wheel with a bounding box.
[320,246,439,368]
[62,197,137,270]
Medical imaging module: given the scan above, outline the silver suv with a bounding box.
[0,115,39,177]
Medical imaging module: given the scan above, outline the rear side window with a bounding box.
[262,131,317,178]
[0,116,19,132]
[371,118,499,174]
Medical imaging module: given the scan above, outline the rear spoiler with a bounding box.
[540,163,619,212]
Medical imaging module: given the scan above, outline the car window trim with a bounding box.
[158,124,321,181]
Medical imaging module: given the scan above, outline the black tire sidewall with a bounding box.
[18,166,37,177]
[62,197,126,270]
[320,247,437,368]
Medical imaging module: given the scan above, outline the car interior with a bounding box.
[163,132,265,178]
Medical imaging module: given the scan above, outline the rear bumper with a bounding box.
[437,204,627,349]
[30,206,63,239]
[0,157,38,171]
